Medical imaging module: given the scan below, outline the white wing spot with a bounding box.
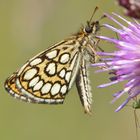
[60,53,70,64]
[65,71,71,83]
[29,76,39,87]
[51,83,61,96]
[30,58,42,66]
[45,62,56,75]
[61,85,67,95]
[41,83,52,94]
[59,69,66,78]
[33,80,43,91]
[24,68,37,80]
[46,50,58,59]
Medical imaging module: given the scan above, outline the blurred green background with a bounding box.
[0,0,139,140]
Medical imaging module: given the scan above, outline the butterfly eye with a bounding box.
[85,25,93,33]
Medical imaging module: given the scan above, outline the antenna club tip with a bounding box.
[95,6,99,9]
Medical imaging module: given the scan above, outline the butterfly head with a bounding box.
[84,20,100,35]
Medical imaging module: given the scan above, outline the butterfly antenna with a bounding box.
[98,14,106,22]
[89,6,99,24]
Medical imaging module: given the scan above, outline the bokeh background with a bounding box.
[0,0,139,140]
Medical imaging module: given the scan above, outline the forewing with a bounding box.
[5,39,82,104]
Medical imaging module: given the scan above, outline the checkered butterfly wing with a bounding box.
[5,38,82,104]
[5,7,101,113]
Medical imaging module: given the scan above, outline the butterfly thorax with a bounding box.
[74,21,100,63]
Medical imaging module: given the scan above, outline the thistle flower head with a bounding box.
[93,13,140,112]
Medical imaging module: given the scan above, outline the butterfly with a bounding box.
[4,7,101,114]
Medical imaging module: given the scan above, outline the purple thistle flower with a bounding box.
[93,13,140,112]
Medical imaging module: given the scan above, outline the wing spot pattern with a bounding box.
[46,50,58,59]
[45,62,56,76]
[65,71,71,83]
[30,58,42,66]
[59,68,66,78]
[29,76,40,87]
[51,82,61,96]
[33,80,44,91]
[41,82,52,95]
[23,68,38,80]
[60,85,67,95]
[59,53,70,64]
